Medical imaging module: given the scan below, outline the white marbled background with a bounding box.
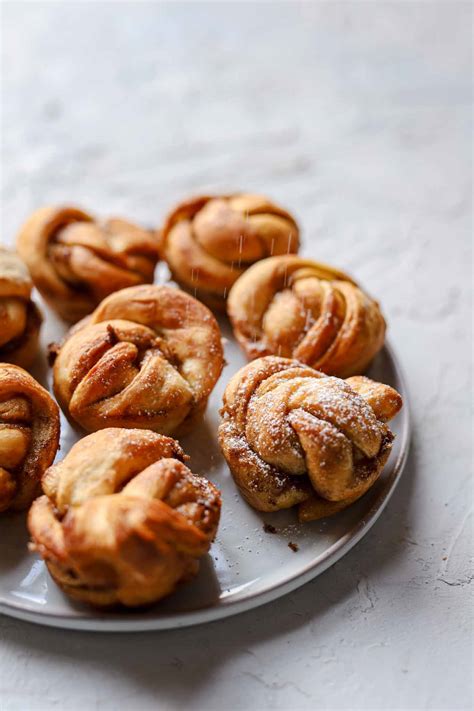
[0,2,472,710]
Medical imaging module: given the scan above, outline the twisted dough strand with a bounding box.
[0,249,42,368]
[161,194,299,310]
[219,357,402,521]
[0,364,60,512]
[228,255,386,377]
[28,428,221,607]
[17,206,160,322]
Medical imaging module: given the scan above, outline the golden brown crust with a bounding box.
[218,356,402,521]
[16,206,160,322]
[0,249,42,369]
[28,428,221,607]
[52,284,224,435]
[161,194,300,311]
[227,255,386,378]
[0,364,60,512]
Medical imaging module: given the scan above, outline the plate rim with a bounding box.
[0,339,411,632]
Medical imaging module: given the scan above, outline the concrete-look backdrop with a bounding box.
[1,2,472,710]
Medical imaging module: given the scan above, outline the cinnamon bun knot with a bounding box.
[161,194,299,311]
[0,364,60,512]
[228,255,386,377]
[0,249,42,368]
[28,428,221,607]
[218,357,402,521]
[52,284,224,435]
[16,206,160,322]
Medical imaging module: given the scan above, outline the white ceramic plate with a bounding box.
[0,300,410,632]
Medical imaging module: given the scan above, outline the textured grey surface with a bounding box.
[0,2,472,710]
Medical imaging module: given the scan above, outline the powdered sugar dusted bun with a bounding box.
[219,356,402,521]
[51,284,224,436]
[227,255,386,378]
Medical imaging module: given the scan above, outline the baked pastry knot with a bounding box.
[161,194,299,311]
[228,255,386,377]
[52,284,224,435]
[218,356,402,521]
[28,428,221,607]
[0,249,42,368]
[0,364,60,512]
[16,206,160,322]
